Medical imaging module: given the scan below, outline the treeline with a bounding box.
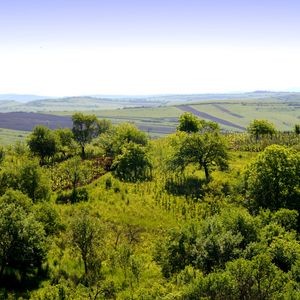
[0,113,299,299]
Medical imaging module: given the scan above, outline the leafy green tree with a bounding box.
[65,156,85,197]
[69,208,102,283]
[245,145,300,211]
[247,119,276,140]
[294,124,300,135]
[177,112,200,133]
[19,159,50,202]
[28,125,58,164]
[72,113,99,158]
[0,190,46,281]
[155,208,258,278]
[169,130,228,182]
[34,203,62,235]
[54,128,76,158]
[97,123,148,159]
[225,255,287,300]
[0,159,50,202]
[96,118,112,135]
[112,142,152,182]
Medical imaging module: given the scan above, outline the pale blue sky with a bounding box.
[0,0,299,95]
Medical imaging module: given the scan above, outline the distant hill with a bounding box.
[1,91,300,113]
[0,94,47,103]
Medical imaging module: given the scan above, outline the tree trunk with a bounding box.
[81,145,85,159]
[204,165,210,182]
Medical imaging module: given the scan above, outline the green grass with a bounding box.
[0,128,29,145]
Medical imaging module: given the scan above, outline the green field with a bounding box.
[1,96,300,143]
[53,97,300,132]
[0,128,29,145]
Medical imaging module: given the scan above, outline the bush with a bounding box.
[56,188,89,204]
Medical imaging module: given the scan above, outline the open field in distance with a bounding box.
[1,94,300,143]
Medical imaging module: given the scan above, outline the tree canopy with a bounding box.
[177,112,200,133]
[245,145,300,211]
[169,129,228,182]
[28,125,58,164]
[0,190,46,281]
[247,119,276,139]
[72,113,99,158]
[112,142,152,182]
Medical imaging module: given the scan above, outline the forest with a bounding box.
[0,112,300,299]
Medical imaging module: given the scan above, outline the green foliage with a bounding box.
[50,157,104,191]
[54,128,76,159]
[69,208,103,283]
[112,142,152,182]
[96,118,112,135]
[295,124,300,135]
[18,159,50,202]
[247,119,276,139]
[0,158,50,202]
[72,113,99,158]
[0,190,46,282]
[96,122,148,158]
[169,130,228,182]
[28,125,58,163]
[0,146,4,164]
[155,208,258,277]
[245,145,300,211]
[34,202,63,235]
[177,112,200,133]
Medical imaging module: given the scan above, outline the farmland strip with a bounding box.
[177,105,245,130]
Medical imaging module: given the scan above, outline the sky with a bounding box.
[0,0,300,96]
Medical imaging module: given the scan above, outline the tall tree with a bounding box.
[70,208,102,283]
[28,125,58,164]
[169,130,228,182]
[72,113,99,158]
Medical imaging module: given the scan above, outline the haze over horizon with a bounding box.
[0,0,299,97]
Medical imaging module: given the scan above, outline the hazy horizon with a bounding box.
[1,0,299,96]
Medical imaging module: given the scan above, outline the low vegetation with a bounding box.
[0,113,300,299]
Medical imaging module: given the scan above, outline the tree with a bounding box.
[294,124,300,135]
[64,156,86,198]
[169,130,228,182]
[18,159,50,202]
[0,190,46,281]
[54,128,76,158]
[70,208,102,283]
[0,159,50,202]
[97,123,148,158]
[72,113,99,158]
[112,142,152,182]
[96,119,112,135]
[245,145,300,211]
[28,125,58,164]
[177,113,200,133]
[247,119,276,140]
